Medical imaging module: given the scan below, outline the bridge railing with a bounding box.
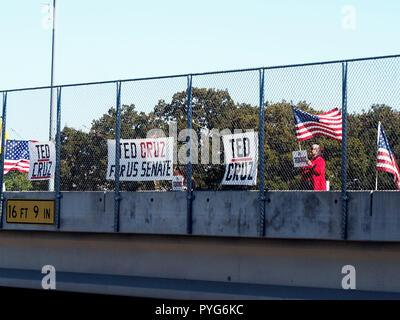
[0,54,400,235]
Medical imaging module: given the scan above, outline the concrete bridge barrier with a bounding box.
[1,190,400,298]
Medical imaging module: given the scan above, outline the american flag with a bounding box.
[292,106,342,141]
[4,140,30,174]
[376,122,400,190]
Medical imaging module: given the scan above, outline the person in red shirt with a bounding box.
[301,144,327,191]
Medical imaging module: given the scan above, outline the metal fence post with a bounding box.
[55,87,62,228]
[258,69,266,237]
[341,62,349,240]
[114,81,122,232]
[186,75,193,234]
[0,92,7,228]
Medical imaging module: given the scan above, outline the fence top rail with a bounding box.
[1,53,399,94]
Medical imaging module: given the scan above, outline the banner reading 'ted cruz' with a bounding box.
[221,132,258,186]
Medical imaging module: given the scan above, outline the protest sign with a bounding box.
[292,150,309,167]
[221,132,258,185]
[28,141,56,180]
[172,175,184,191]
[107,137,174,181]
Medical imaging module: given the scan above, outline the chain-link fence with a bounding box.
[191,70,260,191]
[1,55,400,193]
[347,57,400,190]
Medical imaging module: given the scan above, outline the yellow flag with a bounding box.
[0,120,9,153]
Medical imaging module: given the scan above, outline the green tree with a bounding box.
[262,101,344,190]
[347,104,400,190]
[4,171,33,191]
[60,104,160,191]
[58,87,399,192]
[154,88,259,190]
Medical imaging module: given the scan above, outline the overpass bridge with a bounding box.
[0,190,400,299]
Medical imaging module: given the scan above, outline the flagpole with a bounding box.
[48,0,57,192]
[291,101,302,151]
[375,121,381,191]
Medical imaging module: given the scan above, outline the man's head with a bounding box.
[174,166,183,175]
[310,144,321,158]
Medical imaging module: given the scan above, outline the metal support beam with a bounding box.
[114,82,122,232]
[341,62,349,239]
[0,93,7,228]
[55,87,62,229]
[186,75,193,234]
[48,0,57,192]
[49,0,57,141]
[258,69,266,237]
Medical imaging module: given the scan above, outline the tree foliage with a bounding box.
[54,88,400,191]
[4,171,33,191]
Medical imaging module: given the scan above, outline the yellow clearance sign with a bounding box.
[6,199,55,225]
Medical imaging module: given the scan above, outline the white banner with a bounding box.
[221,132,258,185]
[292,150,309,167]
[107,137,174,181]
[28,141,56,181]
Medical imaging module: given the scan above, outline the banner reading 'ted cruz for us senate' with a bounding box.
[107,137,174,181]
[221,132,258,186]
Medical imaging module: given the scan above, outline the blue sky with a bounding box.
[0,0,399,140]
[1,0,399,89]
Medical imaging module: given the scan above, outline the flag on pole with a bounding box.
[376,122,400,190]
[292,106,342,141]
[4,140,30,174]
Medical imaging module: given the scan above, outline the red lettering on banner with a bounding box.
[139,140,168,159]
[160,141,165,157]
[146,142,153,158]
[140,142,146,158]
[154,141,159,157]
